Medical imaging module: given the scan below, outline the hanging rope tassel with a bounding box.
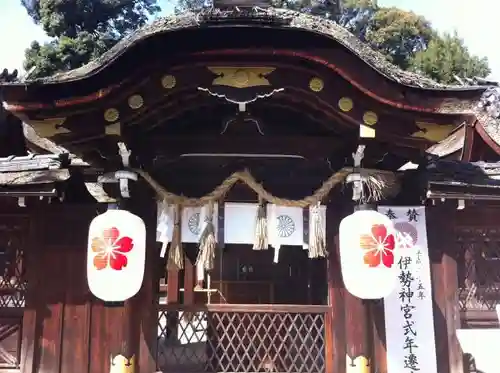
[167,204,184,271]
[252,198,268,250]
[196,203,216,273]
[308,203,327,258]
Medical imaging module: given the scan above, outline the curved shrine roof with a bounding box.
[14,8,483,91]
[1,8,500,157]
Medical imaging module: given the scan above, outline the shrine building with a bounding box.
[0,6,499,373]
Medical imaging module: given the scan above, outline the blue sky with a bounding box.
[0,0,497,81]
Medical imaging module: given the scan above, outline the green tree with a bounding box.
[22,0,161,78]
[337,0,489,82]
[364,7,433,69]
[409,32,491,84]
[338,1,432,69]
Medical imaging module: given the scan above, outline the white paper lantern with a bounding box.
[339,208,399,299]
[87,208,146,302]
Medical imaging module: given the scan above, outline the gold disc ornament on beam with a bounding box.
[104,108,120,123]
[161,74,176,89]
[309,77,324,92]
[363,111,378,126]
[338,97,353,112]
[127,95,144,110]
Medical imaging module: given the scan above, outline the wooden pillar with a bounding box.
[90,199,157,373]
[345,294,371,373]
[370,300,387,373]
[100,202,140,373]
[138,201,160,373]
[326,206,345,373]
[112,301,138,372]
[428,205,464,373]
[334,205,372,373]
[20,212,39,373]
[184,257,195,305]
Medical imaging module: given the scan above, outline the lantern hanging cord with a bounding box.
[352,144,368,205]
[360,157,366,205]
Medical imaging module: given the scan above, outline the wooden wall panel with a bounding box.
[60,244,90,373]
[88,301,107,373]
[21,214,38,373]
[35,247,66,373]
[428,205,464,373]
[11,204,158,373]
[0,317,22,368]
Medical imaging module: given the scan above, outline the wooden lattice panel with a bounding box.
[456,227,500,311]
[157,308,326,373]
[0,220,26,308]
[0,318,21,369]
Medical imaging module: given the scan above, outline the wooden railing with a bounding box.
[157,304,329,373]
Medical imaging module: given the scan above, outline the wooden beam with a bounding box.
[132,136,353,161]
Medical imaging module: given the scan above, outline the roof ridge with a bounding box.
[9,7,487,92]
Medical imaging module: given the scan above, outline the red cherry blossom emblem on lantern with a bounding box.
[360,224,395,268]
[91,227,134,270]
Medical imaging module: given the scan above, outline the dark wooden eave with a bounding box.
[0,8,489,113]
[0,148,110,201]
[0,152,76,197]
[426,125,467,159]
[425,159,500,200]
[0,153,71,172]
[1,8,499,163]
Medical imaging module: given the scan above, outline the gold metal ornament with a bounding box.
[104,108,119,123]
[27,117,69,138]
[233,70,250,87]
[359,125,376,139]
[127,95,144,109]
[363,111,378,126]
[338,97,353,112]
[161,75,176,89]
[110,355,135,373]
[309,77,324,92]
[411,122,455,142]
[346,355,370,373]
[208,67,275,88]
[105,122,121,136]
